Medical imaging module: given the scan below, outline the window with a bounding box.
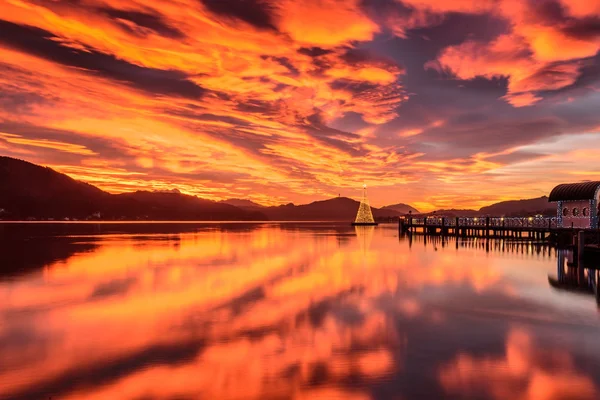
[573,208,579,216]
[583,208,589,217]
[563,208,570,217]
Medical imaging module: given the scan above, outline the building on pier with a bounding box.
[549,181,600,229]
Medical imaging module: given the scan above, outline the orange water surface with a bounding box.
[1,222,599,400]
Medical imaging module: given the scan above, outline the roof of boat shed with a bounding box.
[548,181,600,202]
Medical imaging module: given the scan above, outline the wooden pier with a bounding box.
[399,216,564,239]
[399,215,600,263]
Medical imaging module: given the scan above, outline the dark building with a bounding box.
[549,181,600,229]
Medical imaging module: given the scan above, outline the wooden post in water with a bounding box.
[577,230,585,267]
[485,217,490,238]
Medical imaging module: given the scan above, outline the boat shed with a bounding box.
[549,181,600,229]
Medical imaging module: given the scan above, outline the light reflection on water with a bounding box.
[1,222,599,400]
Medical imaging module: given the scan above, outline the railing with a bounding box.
[459,217,486,227]
[405,216,558,229]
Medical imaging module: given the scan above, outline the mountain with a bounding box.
[154,188,181,194]
[0,156,110,219]
[108,191,267,220]
[263,197,356,221]
[0,157,266,221]
[260,197,407,221]
[219,198,265,209]
[479,196,554,216]
[425,209,479,217]
[0,156,556,221]
[380,203,419,215]
[424,197,555,217]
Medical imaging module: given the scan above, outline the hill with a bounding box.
[109,191,267,220]
[424,209,479,217]
[219,198,265,209]
[263,197,360,221]
[0,156,109,219]
[0,157,266,221]
[380,203,419,215]
[422,197,554,217]
[260,197,408,221]
[479,196,554,216]
[0,156,556,221]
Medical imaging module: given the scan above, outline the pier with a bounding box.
[399,216,561,239]
[397,179,600,246]
[399,216,600,262]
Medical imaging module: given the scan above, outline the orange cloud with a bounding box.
[276,0,379,47]
[524,26,599,62]
[399,128,424,137]
[0,133,96,155]
[563,0,600,18]
[502,92,543,107]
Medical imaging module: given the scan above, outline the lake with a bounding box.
[1,222,600,400]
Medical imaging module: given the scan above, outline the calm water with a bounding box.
[1,222,600,400]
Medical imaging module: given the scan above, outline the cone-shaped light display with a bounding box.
[354,184,375,224]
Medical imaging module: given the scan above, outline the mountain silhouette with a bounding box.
[261,197,406,221]
[478,196,554,216]
[419,197,554,217]
[0,157,416,221]
[423,209,479,217]
[0,157,266,221]
[0,156,108,219]
[0,156,553,220]
[380,203,420,215]
[219,198,266,209]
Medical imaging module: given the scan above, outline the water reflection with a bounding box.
[440,328,598,400]
[1,223,599,400]
[355,225,375,256]
[405,232,556,258]
[549,249,600,307]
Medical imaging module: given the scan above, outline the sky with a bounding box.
[0,0,599,211]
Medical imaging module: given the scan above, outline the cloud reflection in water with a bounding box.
[0,223,599,399]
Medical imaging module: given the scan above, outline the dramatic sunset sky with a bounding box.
[1,0,599,211]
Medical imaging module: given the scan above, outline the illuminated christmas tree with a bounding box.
[354,184,375,224]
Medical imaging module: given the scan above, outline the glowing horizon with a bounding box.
[1,0,600,212]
